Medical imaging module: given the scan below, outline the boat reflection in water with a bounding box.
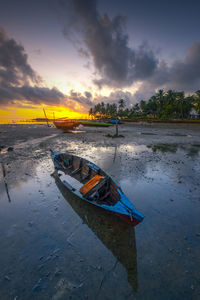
[53,173,138,292]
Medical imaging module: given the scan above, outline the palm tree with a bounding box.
[176,91,184,119]
[118,99,125,110]
[140,100,147,114]
[147,96,158,117]
[89,107,93,115]
[166,90,175,105]
[193,90,200,114]
[156,89,164,117]
[133,103,140,115]
[100,102,105,116]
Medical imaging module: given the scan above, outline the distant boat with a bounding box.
[110,119,120,124]
[53,119,80,130]
[50,150,144,226]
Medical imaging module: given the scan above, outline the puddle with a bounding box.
[62,130,86,134]
[0,142,200,299]
[148,143,178,153]
[147,143,200,157]
[166,133,189,137]
[70,130,86,134]
[140,132,157,135]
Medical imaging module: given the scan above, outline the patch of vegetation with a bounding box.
[88,90,200,120]
[80,121,113,127]
[105,133,124,138]
[147,144,178,153]
[186,148,199,157]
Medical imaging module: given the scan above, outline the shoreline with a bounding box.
[1,122,200,155]
[1,118,200,126]
[123,119,200,124]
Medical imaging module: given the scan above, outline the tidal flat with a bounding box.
[0,123,200,299]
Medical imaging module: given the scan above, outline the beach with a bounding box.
[0,123,200,299]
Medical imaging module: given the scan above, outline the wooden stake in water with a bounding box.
[1,163,11,202]
[115,119,118,136]
[43,108,49,127]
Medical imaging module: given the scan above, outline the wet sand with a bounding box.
[0,123,200,299]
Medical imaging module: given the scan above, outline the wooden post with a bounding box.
[115,119,118,136]
[115,107,118,136]
[43,108,49,127]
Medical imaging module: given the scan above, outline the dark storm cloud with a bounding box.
[0,27,95,110]
[151,42,200,90]
[0,83,94,111]
[168,42,200,91]
[0,28,40,85]
[60,0,158,88]
[60,0,200,94]
[0,84,65,106]
[135,42,200,101]
[68,90,93,106]
[0,28,66,107]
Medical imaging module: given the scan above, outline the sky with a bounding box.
[0,0,200,121]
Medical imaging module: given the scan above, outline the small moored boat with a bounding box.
[53,119,80,130]
[50,150,144,226]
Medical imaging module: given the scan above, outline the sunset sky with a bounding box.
[1,0,200,122]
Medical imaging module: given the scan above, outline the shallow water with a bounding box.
[0,141,200,299]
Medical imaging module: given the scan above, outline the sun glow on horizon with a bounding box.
[0,105,90,124]
[0,82,141,124]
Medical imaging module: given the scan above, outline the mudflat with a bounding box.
[0,123,200,299]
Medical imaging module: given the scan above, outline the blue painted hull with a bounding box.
[50,149,144,226]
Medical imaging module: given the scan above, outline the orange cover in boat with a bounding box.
[80,175,103,194]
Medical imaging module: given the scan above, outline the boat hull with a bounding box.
[50,150,144,226]
[116,213,140,226]
[54,120,80,130]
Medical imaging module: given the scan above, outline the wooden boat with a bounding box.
[50,150,144,226]
[53,119,80,130]
[53,176,138,291]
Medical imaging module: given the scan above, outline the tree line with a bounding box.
[89,90,200,119]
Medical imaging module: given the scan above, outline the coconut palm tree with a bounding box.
[166,90,175,105]
[118,99,125,110]
[156,89,164,117]
[175,91,184,119]
[193,90,200,114]
[89,107,93,118]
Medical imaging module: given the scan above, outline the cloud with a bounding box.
[60,1,200,95]
[67,89,93,107]
[0,83,94,111]
[90,90,137,108]
[60,0,158,88]
[134,42,200,100]
[0,27,65,107]
[0,84,66,106]
[0,28,40,86]
[0,27,91,110]
[0,26,93,110]
[167,42,200,91]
